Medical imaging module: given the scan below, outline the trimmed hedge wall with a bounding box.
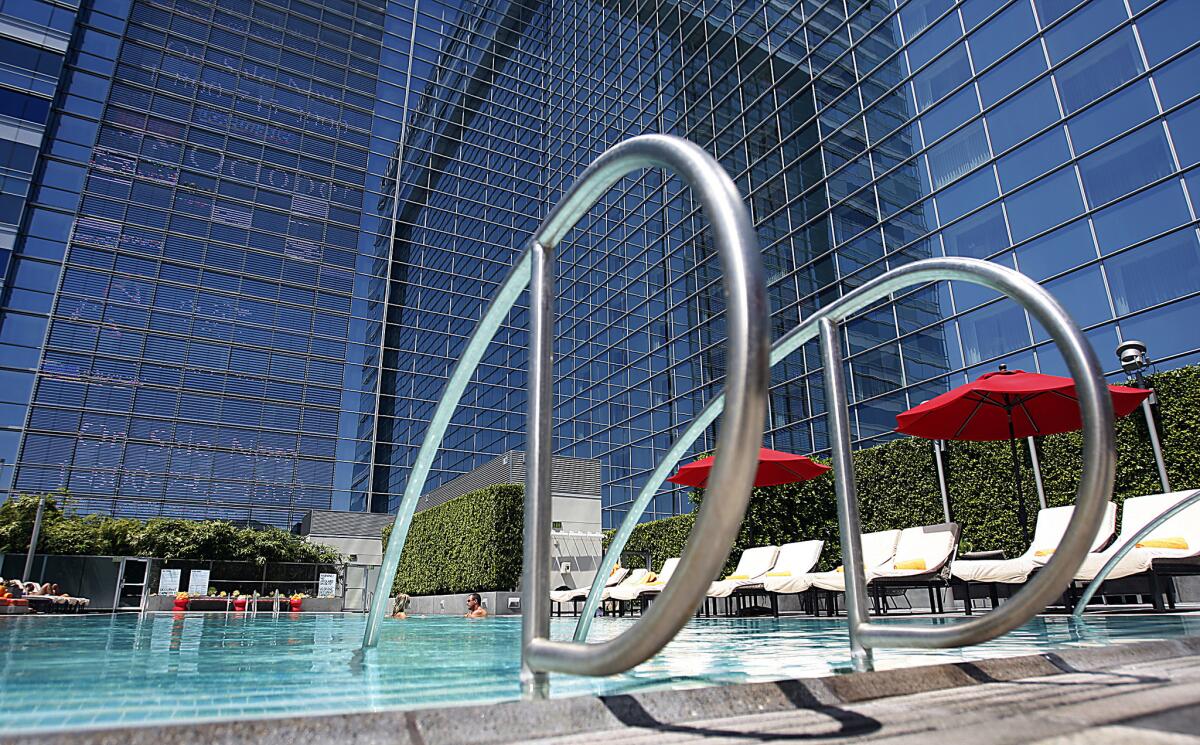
[382,484,523,596]
[0,492,343,564]
[611,364,1200,574]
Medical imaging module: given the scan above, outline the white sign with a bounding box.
[158,568,181,596]
[317,573,337,598]
[187,569,211,596]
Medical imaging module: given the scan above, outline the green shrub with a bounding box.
[614,364,1200,570]
[382,484,523,596]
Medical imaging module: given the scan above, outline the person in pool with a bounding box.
[392,593,410,619]
[464,593,487,618]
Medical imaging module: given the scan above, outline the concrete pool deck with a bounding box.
[5,634,1200,744]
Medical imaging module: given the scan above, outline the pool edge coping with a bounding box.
[6,634,1200,745]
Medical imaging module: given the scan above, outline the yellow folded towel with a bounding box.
[639,572,658,584]
[835,566,844,573]
[894,558,927,571]
[644,581,665,587]
[1136,537,1189,550]
[766,571,791,577]
[1034,549,1055,557]
[726,574,750,580]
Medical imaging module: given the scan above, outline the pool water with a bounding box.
[2,612,1198,734]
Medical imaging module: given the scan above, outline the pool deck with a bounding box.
[5,634,1200,744]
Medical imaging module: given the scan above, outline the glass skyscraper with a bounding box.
[1,0,1198,531]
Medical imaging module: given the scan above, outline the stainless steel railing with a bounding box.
[363,133,1116,691]
[577,258,1116,672]
[361,135,771,698]
[1071,489,1200,616]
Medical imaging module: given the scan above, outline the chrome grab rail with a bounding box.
[361,135,771,700]
[576,257,1116,672]
[1071,489,1200,616]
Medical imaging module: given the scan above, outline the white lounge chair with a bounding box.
[808,529,903,593]
[707,545,780,598]
[760,540,825,595]
[870,523,960,613]
[607,558,681,603]
[951,503,1116,613]
[1070,490,1200,611]
[550,566,632,615]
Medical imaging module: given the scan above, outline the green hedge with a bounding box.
[382,484,523,596]
[613,364,1200,573]
[0,493,342,564]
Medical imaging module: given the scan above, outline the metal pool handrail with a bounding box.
[1071,489,1200,617]
[575,257,1116,673]
[360,135,772,701]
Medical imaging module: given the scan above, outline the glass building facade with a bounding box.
[1,0,1198,530]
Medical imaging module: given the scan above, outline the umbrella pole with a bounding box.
[1006,415,1030,546]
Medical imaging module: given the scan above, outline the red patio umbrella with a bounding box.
[667,447,830,488]
[896,365,1150,544]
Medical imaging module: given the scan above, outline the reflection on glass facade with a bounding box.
[1,0,1198,531]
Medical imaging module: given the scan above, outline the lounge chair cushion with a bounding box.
[707,546,780,597]
[760,540,825,594]
[954,503,1116,585]
[608,559,680,601]
[807,530,903,591]
[1074,490,1200,581]
[873,524,957,579]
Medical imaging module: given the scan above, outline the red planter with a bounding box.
[233,597,247,612]
[173,597,189,611]
[289,597,303,612]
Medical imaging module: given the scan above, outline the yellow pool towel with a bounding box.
[1136,537,1189,550]
[893,558,927,571]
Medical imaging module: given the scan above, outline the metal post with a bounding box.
[933,440,951,523]
[21,494,46,583]
[1006,416,1030,547]
[1141,397,1171,493]
[521,240,554,700]
[819,318,872,672]
[1027,436,1047,510]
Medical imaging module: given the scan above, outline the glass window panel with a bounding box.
[1014,219,1096,280]
[940,202,1008,259]
[968,0,1037,69]
[997,127,1071,192]
[920,87,980,143]
[1038,265,1111,338]
[1105,230,1200,315]
[1118,294,1200,359]
[1077,123,1174,208]
[1067,79,1157,153]
[1004,167,1084,241]
[927,120,990,189]
[1034,0,1088,25]
[977,41,1046,107]
[1044,0,1126,64]
[913,44,970,111]
[1136,0,1200,67]
[1091,180,1191,253]
[985,78,1061,153]
[1153,46,1200,109]
[1167,100,1200,167]
[1054,29,1144,114]
[936,168,997,223]
[958,300,1031,365]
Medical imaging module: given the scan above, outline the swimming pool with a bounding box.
[1,612,1198,734]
